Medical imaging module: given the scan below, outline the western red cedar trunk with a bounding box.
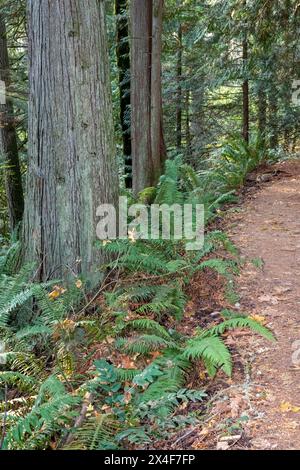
[151,0,166,183]
[130,0,152,194]
[23,0,118,282]
[0,13,24,233]
[115,0,132,188]
[130,0,165,195]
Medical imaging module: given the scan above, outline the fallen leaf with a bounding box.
[280,401,300,413]
[48,285,67,300]
[119,355,137,369]
[249,314,267,326]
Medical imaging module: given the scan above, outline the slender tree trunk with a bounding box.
[291,129,297,152]
[0,14,24,233]
[269,91,278,150]
[176,23,182,151]
[283,128,290,152]
[115,0,132,188]
[23,0,118,282]
[191,86,204,156]
[258,82,267,140]
[185,89,191,159]
[151,0,166,182]
[242,35,249,143]
[131,0,152,194]
[131,0,165,195]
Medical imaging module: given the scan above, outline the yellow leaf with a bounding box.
[75,279,83,289]
[199,371,206,381]
[48,285,67,300]
[250,314,267,326]
[280,401,300,413]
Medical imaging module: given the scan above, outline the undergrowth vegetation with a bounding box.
[0,140,276,450]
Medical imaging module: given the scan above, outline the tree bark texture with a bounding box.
[130,0,165,195]
[23,0,118,282]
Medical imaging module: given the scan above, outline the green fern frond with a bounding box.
[182,335,232,376]
[2,376,79,450]
[116,334,176,355]
[136,284,186,320]
[0,371,37,392]
[16,325,52,340]
[206,315,275,342]
[122,318,172,339]
[198,258,236,276]
[64,415,121,450]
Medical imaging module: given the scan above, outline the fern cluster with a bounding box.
[0,154,275,450]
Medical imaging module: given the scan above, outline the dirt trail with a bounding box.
[226,160,300,450]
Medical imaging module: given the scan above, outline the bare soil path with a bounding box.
[226,160,300,450]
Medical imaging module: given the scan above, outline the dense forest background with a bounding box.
[0,0,299,451]
[1,0,299,240]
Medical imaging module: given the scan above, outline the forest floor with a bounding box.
[171,159,300,451]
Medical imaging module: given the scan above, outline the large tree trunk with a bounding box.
[131,0,165,195]
[0,13,24,233]
[115,0,132,188]
[23,0,118,282]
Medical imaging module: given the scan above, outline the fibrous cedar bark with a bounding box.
[23,0,118,281]
[130,0,166,195]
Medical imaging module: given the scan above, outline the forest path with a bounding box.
[226,159,300,450]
